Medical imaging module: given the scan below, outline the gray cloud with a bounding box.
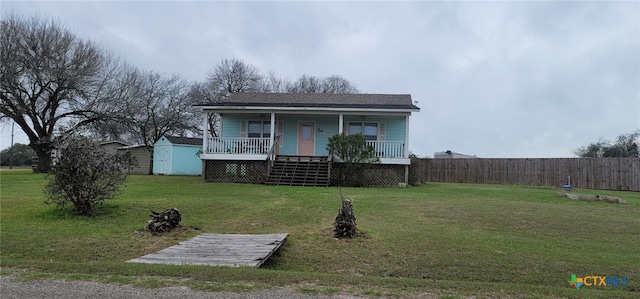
[1,1,638,157]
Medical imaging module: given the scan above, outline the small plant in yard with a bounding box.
[44,139,130,216]
[333,188,357,238]
[326,133,379,187]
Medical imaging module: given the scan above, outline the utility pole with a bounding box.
[9,122,14,169]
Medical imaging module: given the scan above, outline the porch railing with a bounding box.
[205,138,405,158]
[266,137,280,174]
[366,141,406,158]
[206,137,271,154]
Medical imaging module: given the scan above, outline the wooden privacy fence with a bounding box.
[418,157,640,191]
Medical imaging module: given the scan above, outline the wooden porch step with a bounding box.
[265,155,330,187]
[275,155,327,162]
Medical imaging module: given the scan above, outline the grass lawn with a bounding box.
[1,169,639,298]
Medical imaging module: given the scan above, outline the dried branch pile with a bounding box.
[146,208,182,233]
[334,189,357,238]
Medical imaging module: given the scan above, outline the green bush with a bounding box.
[326,133,378,186]
[44,139,130,215]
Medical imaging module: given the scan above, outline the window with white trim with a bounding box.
[348,122,381,141]
[248,121,271,138]
[241,120,284,147]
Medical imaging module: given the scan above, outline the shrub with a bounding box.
[327,133,378,187]
[44,139,130,216]
[408,153,425,186]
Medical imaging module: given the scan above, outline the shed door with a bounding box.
[156,146,170,174]
[297,122,315,156]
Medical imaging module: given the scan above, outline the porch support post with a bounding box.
[405,165,409,184]
[404,115,410,158]
[339,114,344,134]
[202,110,209,154]
[270,112,275,148]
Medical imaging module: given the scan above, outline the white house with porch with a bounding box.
[195,93,420,186]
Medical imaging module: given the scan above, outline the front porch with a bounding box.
[202,155,409,187]
[201,137,411,164]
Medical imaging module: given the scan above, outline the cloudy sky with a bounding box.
[1,1,639,158]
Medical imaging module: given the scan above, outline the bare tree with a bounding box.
[288,74,323,93]
[203,58,361,97]
[260,71,291,93]
[196,59,264,137]
[81,66,201,174]
[0,14,125,172]
[320,75,359,94]
[207,58,263,100]
[83,64,142,144]
[119,69,199,174]
[286,74,359,94]
[188,81,220,137]
[197,58,360,137]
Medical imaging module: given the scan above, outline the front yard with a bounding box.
[1,169,638,298]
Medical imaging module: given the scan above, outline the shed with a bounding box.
[117,145,152,175]
[153,136,202,176]
[100,141,129,155]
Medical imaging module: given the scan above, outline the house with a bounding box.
[117,145,152,175]
[153,136,203,176]
[433,150,477,159]
[195,93,420,186]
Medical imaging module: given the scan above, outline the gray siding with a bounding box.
[118,147,152,175]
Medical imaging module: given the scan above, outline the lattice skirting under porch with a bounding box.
[204,160,268,183]
[330,164,408,187]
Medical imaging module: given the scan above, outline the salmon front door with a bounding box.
[298,122,315,156]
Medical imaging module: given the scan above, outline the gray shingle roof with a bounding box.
[198,93,419,110]
[164,136,202,146]
[99,140,129,147]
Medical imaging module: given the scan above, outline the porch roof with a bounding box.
[164,135,203,146]
[194,93,420,112]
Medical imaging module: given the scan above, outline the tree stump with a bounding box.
[146,208,182,233]
[334,199,357,238]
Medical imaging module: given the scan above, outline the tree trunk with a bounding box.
[31,143,52,173]
[73,200,94,216]
[147,147,154,175]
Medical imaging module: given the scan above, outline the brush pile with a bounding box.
[334,189,357,238]
[146,208,182,233]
